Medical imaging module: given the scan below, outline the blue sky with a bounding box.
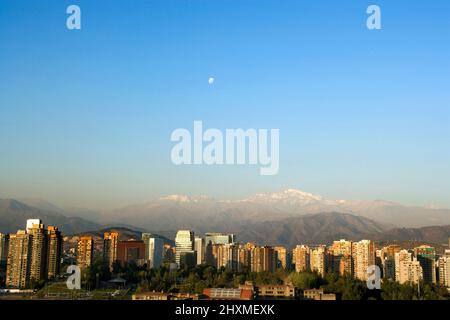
[0,0,449,209]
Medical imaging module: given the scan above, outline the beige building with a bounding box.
[398,260,423,284]
[303,288,336,300]
[132,292,199,300]
[310,245,327,276]
[352,240,375,281]
[216,243,239,271]
[194,237,204,265]
[257,283,295,298]
[293,245,310,272]
[438,255,450,287]
[250,246,276,272]
[395,250,423,284]
[395,249,412,281]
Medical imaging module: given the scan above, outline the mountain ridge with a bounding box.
[99,189,450,229]
[1,198,449,250]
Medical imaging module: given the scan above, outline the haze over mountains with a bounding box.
[101,189,450,229]
[1,189,450,248]
[0,199,100,235]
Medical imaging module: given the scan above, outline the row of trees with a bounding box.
[79,258,450,300]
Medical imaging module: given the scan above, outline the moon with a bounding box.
[208,77,215,85]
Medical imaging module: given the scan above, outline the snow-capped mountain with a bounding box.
[98,188,450,231]
[240,189,324,204]
[11,189,450,248]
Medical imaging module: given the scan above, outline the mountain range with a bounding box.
[99,189,450,230]
[1,189,449,248]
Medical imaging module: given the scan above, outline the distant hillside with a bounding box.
[367,225,450,245]
[0,199,101,235]
[230,212,390,247]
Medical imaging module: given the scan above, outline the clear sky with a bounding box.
[0,0,449,209]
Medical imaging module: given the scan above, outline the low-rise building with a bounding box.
[132,292,199,300]
[239,281,295,299]
[203,288,253,300]
[303,288,336,300]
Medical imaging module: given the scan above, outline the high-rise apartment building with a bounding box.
[331,239,352,256]
[103,232,119,271]
[273,246,287,269]
[293,245,310,272]
[310,245,327,276]
[330,240,352,276]
[28,223,47,283]
[175,230,194,267]
[339,254,353,276]
[77,236,94,270]
[398,260,423,284]
[395,249,423,284]
[194,237,204,265]
[217,244,239,271]
[379,245,401,280]
[142,234,164,268]
[395,249,412,281]
[414,245,436,284]
[383,257,396,280]
[5,220,63,288]
[352,240,375,281]
[238,244,252,272]
[6,230,31,288]
[46,226,62,279]
[383,245,401,258]
[251,246,276,272]
[205,241,215,266]
[438,255,450,287]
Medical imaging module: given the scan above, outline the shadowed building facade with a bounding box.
[46,226,62,279]
[103,232,119,271]
[117,240,146,266]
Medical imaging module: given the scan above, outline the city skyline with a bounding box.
[1,217,449,300]
[1,0,450,209]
